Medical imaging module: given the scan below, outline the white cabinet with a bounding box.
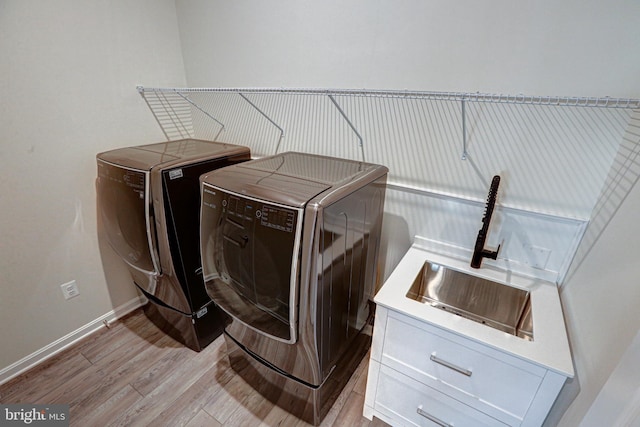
[363,245,573,427]
[365,306,567,426]
[375,363,505,427]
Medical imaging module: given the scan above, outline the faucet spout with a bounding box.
[471,175,501,269]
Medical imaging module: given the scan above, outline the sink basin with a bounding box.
[406,262,533,340]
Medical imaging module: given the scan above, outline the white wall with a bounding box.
[580,328,640,427]
[173,1,640,425]
[0,1,186,372]
[175,0,640,98]
[551,136,640,426]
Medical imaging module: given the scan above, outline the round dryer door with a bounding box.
[97,160,157,275]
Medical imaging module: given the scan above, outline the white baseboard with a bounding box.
[0,296,146,386]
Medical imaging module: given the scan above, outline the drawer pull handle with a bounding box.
[430,354,472,377]
[417,405,453,427]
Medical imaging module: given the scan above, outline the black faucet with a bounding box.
[471,175,501,269]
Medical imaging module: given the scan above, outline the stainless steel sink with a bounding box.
[406,262,534,340]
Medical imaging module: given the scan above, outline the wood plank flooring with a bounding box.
[0,308,390,427]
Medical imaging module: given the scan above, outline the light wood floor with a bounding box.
[0,308,390,427]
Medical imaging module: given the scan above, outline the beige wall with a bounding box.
[0,1,186,370]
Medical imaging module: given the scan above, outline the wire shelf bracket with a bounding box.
[237,92,285,154]
[328,94,366,163]
[174,90,225,141]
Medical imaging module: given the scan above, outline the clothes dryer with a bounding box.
[97,139,250,351]
[200,152,387,424]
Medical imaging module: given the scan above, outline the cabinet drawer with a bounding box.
[376,364,507,427]
[382,315,543,420]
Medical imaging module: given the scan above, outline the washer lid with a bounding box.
[242,152,375,185]
[96,139,249,171]
[201,151,384,208]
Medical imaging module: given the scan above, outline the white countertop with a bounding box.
[374,243,574,378]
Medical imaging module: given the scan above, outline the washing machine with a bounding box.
[96,139,251,351]
[199,151,387,424]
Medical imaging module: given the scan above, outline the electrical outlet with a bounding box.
[523,244,551,269]
[61,280,79,300]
